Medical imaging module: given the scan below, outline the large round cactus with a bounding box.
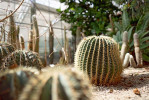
[0,42,15,67]
[0,67,39,100]
[19,67,91,100]
[1,50,43,70]
[75,36,123,85]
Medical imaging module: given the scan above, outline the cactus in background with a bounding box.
[134,33,143,67]
[0,26,4,41]
[19,67,91,100]
[75,36,123,85]
[0,67,39,100]
[76,27,81,47]
[20,36,25,50]
[32,15,39,53]
[109,14,115,33]
[0,24,5,42]
[129,55,137,68]
[16,25,20,49]
[120,31,128,63]
[64,26,69,64]
[28,30,33,51]
[122,53,130,68]
[59,49,67,65]
[49,21,54,64]
[1,50,43,70]
[9,12,17,48]
[0,42,15,67]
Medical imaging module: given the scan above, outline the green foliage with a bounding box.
[1,50,44,70]
[0,67,39,100]
[112,10,149,62]
[58,0,119,36]
[75,36,123,85]
[113,0,149,20]
[19,67,91,100]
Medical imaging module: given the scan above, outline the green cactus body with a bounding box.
[0,42,15,67]
[19,67,91,100]
[0,67,39,100]
[2,50,43,70]
[75,36,123,85]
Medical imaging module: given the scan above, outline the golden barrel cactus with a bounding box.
[19,67,91,100]
[0,67,39,100]
[1,50,43,70]
[75,36,123,85]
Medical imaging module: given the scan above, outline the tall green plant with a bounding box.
[58,0,119,36]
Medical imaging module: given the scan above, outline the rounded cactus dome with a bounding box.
[75,35,123,85]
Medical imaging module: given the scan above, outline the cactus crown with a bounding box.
[75,35,123,85]
[1,50,43,70]
[19,67,91,100]
[0,67,39,100]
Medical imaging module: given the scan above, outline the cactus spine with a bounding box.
[1,50,43,70]
[32,15,39,53]
[133,33,143,67]
[0,42,15,68]
[19,67,91,100]
[75,36,123,85]
[0,67,39,100]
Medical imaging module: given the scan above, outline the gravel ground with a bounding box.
[92,67,149,100]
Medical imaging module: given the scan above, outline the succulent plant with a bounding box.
[32,15,39,53]
[75,35,123,85]
[120,31,128,63]
[0,42,15,67]
[19,67,91,100]
[8,12,17,48]
[1,50,43,70]
[20,36,25,50]
[0,67,39,100]
[134,33,143,67]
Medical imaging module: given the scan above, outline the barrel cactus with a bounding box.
[75,35,123,85]
[0,67,39,100]
[19,67,91,100]
[0,42,15,67]
[1,50,43,70]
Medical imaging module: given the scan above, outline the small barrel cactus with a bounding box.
[19,67,91,100]
[75,36,123,85]
[0,67,39,100]
[0,42,15,67]
[1,50,43,70]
